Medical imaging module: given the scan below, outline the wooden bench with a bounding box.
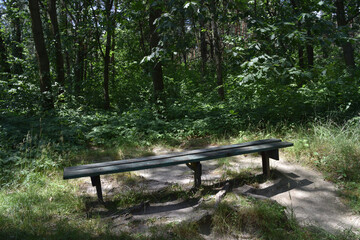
[63,139,293,202]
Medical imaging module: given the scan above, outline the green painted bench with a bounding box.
[63,138,293,202]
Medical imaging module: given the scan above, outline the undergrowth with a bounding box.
[1,110,360,238]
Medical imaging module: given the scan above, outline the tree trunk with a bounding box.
[103,0,113,110]
[28,0,54,110]
[290,0,305,69]
[335,0,355,68]
[73,2,85,97]
[111,0,117,85]
[74,41,85,96]
[298,45,305,69]
[48,0,65,95]
[208,30,214,61]
[12,4,23,74]
[149,2,164,100]
[199,0,207,79]
[210,1,225,100]
[0,33,10,75]
[254,0,257,18]
[139,20,147,56]
[60,0,71,81]
[180,14,187,66]
[111,30,116,84]
[306,28,314,68]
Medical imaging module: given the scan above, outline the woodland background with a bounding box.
[1,0,360,238]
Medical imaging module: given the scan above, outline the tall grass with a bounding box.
[0,173,92,239]
[285,118,360,213]
[288,119,360,182]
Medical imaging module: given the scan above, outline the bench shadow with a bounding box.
[84,169,313,218]
[243,170,313,198]
[131,198,200,216]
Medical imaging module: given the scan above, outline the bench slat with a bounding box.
[65,138,281,171]
[64,141,292,179]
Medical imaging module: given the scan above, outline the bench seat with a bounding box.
[64,138,293,201]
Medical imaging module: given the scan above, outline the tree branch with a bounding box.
[63,0,77,25]
[346,11,360,24]
[90,3,105,58]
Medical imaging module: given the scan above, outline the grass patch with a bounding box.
[0,173,111,239]
[147,222,204,240]
[211,195,357,240]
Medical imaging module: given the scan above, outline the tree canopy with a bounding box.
[0,0,359,123]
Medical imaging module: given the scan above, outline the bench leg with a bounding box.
[261,152,270,178]
[186,162,202,188]
[91,175,104,202]
[194,162,202,188]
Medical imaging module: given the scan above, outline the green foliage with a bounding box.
[1,0,360,125]
[227,54,309,122]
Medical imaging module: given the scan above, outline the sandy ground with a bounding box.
[80,149,360,236]
[134,153,360,233]
[234,155,360,233]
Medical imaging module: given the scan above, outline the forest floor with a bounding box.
[75,147,360,239]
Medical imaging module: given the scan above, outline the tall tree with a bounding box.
[74,1,87,96]
[199,0,208,79]
[149,1,164,100]
[290,0,305,69]
[110,0,117,85]
[0,31,10,75]
[209,0,224,100]
[59,0,71,82]
[28,0,54,110]
[48,0,65,94]
[103,0,114,110]
[335,0,355,68]
[306,27,314,68]
[8,0,24,74]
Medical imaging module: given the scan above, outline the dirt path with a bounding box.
[81,150,360,236]
[134,153,360,233]
[236,156,360,233]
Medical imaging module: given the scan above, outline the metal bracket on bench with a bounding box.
[267,149,279,160]
[91,175,104,203]
[186,162,202,188]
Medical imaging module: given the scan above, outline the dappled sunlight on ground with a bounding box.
[76,149,360,237]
